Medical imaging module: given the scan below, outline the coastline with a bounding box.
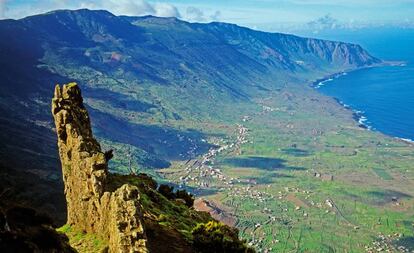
[309,63,388,130]
[310,61,414,145]
[310,60,404,89]
[331,98,370,130]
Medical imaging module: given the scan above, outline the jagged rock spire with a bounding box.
[52,83,148,253]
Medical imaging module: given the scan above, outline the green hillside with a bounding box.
[0,9,413,252]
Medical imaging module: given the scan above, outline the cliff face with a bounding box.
[52,83,147,252]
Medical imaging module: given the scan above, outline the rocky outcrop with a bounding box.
[52,83,148,253]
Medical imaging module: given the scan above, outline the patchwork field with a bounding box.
[152,81,414,252]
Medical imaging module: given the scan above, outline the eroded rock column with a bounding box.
[52,83,148,253]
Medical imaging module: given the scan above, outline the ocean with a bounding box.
[312,28,414,141]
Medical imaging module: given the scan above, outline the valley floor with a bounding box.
[157,81,414,253]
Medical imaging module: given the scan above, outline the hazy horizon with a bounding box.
[1,0,414,34]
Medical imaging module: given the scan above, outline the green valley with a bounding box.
[0,9,413,253]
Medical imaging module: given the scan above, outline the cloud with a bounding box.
[185,6,205,22]
[1,0,181,19]
[0,0,8,19]
[281,0,414,6]
[302,14,377,33]
[185,7,221,22]
[306,14,339,32]
[104,0,155,16]
[153,3,180,18]
[210,10,221,21]
[103,0,180,17]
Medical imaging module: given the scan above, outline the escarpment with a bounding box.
[52,83,147,253]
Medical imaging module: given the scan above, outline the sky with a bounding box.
[1,0,414,32]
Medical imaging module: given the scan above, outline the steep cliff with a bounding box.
[52,82,147,252]
[52,82,252,253]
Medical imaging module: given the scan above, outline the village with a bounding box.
[176,123,249,190]
[161,101,406,253]
[168,106,333,252]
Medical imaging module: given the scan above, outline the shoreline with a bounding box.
[331,98,370,130]
[310,62,413,145]
[310,60,405,89]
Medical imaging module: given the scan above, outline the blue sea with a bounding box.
[311,28,414,141]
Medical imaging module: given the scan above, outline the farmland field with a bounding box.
[150,81,414,252]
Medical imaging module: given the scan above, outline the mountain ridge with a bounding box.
[0,8,382,175]
[0,9,385,246]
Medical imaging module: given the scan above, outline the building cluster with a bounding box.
[178,124,249,189]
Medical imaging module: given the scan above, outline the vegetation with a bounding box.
[158,184,195,207]
[0,9,413,253]
[162,82,414,252]
[57,225,106,253]
[103,173,239,252]
[192,221,254,253]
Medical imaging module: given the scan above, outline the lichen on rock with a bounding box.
[52,82,148,253]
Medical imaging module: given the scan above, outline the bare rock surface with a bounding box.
[52,82,148,253]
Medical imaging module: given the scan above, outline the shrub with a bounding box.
[158,184,175,199]
[157,185,195,208]
[136,173,158,190]
[175,189,194,207]
[192,221,254,253]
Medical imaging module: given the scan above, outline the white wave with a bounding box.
[397,137,414,143]
[358,116,367,123]
[315,78,334,88]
